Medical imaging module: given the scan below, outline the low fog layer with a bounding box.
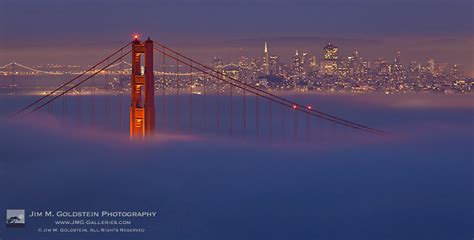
[0,94,472,239]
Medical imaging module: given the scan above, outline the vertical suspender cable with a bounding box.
[189,64,193,133]
[176,54,180,132]
[230,79,233,136]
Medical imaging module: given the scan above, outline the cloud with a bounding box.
[0,93,472,239]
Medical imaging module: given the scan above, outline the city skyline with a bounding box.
[1,39,470,95]
[1,37,471,73]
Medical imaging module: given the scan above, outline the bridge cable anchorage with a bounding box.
[152,47,387,137]
[9,42,132,119]
[20,50,132,116]
[152,41,389,137]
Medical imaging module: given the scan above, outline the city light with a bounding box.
[0,40,471,95]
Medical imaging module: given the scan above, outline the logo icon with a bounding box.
[6,209,25,228]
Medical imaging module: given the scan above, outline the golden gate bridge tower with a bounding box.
[130,36,155,139]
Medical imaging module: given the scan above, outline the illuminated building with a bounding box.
[212,57,224,74]
[301,52,308,72]
[448,64,463,80]
[427,59,437,76]
[319,43,339,76]
[392,52,404,78]
[262,42,270,75]
[320,61,337,76]
[323,43,339,61]
[223,64,240,80]
[373,58,389,76]
[309,56,317,71]
[348,50,364,76]
[292,50,305,80]
[269,55,281,76]
[408,61,421,73]
[337,57,350,78]
[407,61,421,81]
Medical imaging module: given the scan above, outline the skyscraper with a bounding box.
[269,55,281,76]
[292,50,305,80]
[323,43,339,61]
[309,56,317,71]
[348,50,363,76]
[262,42,270,75]
[374,58,390,76]
[427,59,437,76]
[392,52,404,78]
[320,43,339,75]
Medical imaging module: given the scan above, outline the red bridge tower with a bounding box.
[130,36,155,139]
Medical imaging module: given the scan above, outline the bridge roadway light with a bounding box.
[307,106,312,110]
[293,105,297,109]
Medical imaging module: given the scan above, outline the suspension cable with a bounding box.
[153,46,386,136]
[10,41,132,119]
[153,40,388,136]
[21,50,132,116]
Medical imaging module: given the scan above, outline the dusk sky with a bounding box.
[0,2,472,239]
[1,0,473,75]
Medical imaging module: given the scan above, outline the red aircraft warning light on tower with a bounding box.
[130,36,155,139]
